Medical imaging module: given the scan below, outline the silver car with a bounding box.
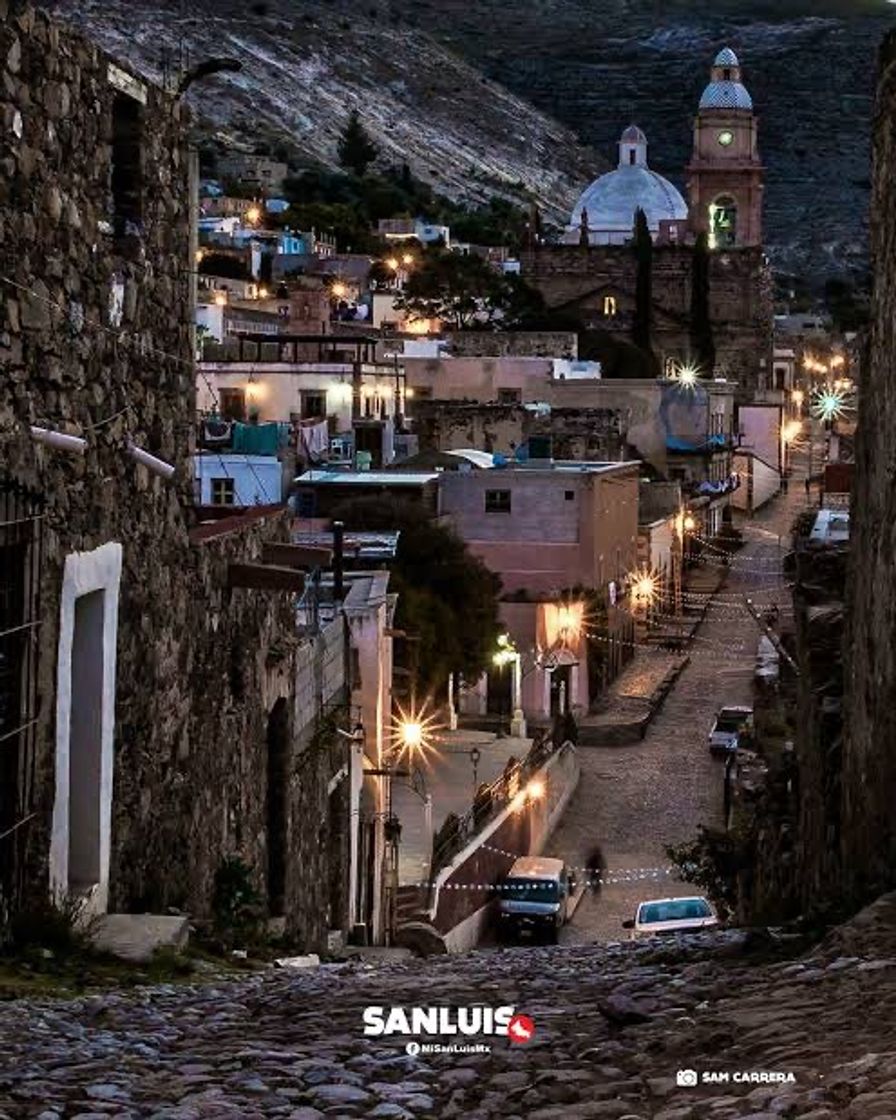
[622,896,719,939]
[708,705,753,754]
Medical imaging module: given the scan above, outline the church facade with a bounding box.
[522,48,774,400]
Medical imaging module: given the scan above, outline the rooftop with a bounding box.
[295,470,440,486]
[293,530,400,561]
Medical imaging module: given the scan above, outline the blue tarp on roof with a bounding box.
[666,433,728,452]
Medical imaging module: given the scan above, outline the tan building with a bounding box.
[440,462,640,723]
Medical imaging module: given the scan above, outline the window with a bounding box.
[111,94,144,237]
[603,295,617,317]
[485,489,511,514]
[722,67,731,80]
[219,388,246,422]
[351,647,362,689]
[301,390,327,420]
[497,388,521,405]
[709,196,737,249]
[564,490,575,501]
[629,149,636,165]
[211,478,235,506]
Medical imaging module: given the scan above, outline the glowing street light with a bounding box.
[676,361,701,388]
[399,721,423,752]
[792,389,804,409]
[331,281,348,299]
[783,419,802,444]
[391,702,440,761]
[213,291,227,306]
[385,256,400,271]
[684,514,696,532]
[401,252,415,266]
[811,387,853,424]
[245,204,262,226]
[527,779,545,801]
[628,569,658,609]
[493,633,517,669]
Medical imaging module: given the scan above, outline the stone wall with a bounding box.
[521,243,774,398]
[446,331,578,359]
[412,400,627,462]
[0,6,347,948]
[840,28,896,907]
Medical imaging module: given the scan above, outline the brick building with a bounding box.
[522,48,774,400]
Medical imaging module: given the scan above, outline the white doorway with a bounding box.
[50,543,122,916]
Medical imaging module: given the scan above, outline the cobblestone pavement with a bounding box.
[549,450,814,944]
[2,892,896,1118]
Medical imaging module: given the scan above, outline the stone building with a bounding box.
[840,27,896,908]
[0,5,349,949]
[522,48,774,399]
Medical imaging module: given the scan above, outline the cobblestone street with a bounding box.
[2,893,896,1119]
[549,451,812,943]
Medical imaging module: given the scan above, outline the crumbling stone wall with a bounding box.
[446,331,578,359]
[0,5,345,948]
[840,28,896,907]
[412,401,628,462]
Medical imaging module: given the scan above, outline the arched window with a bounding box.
[709,196,737,249]
[603,295,617,317]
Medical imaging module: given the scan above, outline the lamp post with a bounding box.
[493,634,517,738]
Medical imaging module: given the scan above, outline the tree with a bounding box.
[690,232,716,376]
[632,208,653,354]
[395,249,503,330]
[327,496,502,698]
[337,110,378,177]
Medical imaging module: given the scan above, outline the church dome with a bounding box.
[699,81,753,110]
[700,45,753,110]
[565,126,688,246]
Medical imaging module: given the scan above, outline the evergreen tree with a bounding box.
[337,110,378,177]
[632,208,653,354]
[690,231,716,375]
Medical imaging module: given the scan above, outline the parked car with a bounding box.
[622,896,719,939]
[708,705,753,754]
[497,856,574,943]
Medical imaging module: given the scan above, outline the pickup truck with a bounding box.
[708,705,753,754]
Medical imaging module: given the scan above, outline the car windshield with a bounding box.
[639,899,712,924]
[500,878,559,903]
[715,718,743,733]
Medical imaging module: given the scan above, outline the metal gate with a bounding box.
[0,478,44,918]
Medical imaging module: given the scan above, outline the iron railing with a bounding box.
[0,477,44,921]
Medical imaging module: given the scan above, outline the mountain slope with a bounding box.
[45,0,605,226]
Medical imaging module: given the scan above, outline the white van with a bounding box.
[497,856,574,943]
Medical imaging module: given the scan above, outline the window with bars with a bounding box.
[0,479,43,909]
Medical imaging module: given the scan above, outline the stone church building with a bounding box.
[523,48,774,399]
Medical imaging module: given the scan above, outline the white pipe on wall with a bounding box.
[127,441,176,480]
[30,426,88,454]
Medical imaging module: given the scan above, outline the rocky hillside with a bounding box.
[390,0,894,282]
[43,0,604,227]
[46,0,894,279]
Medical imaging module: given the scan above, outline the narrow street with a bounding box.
[549,441,815,943]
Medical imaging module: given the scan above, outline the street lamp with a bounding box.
[493,634,517,738]
[245,204,262,226]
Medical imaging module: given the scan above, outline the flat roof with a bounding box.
[293,530,400,559]
[295,470,439,486]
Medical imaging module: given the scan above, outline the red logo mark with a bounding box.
[507,1014,535,1044]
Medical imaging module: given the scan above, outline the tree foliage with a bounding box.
[327,497,502,698]
[690,231,716,375]
[632,207,653,355]
[395,249,547,330]
[337,110,379,177]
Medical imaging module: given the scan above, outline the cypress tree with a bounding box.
[337,110,378,178]
[632,208,653,354]
[690,231,716,375]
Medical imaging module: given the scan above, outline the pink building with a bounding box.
[440,461,640,724]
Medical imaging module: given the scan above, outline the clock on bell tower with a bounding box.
[687,47,764,249]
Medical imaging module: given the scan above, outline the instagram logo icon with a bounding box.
[676,1069,698,1087]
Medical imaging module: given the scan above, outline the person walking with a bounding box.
[585,845,607,894]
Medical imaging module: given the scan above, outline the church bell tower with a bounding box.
[687,47,764,248]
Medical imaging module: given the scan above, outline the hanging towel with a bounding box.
[299,419,330,462]
[232,421,280,455]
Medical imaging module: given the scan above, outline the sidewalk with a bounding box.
[578,563,727,746]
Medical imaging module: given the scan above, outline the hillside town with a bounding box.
[1,2,895,1117]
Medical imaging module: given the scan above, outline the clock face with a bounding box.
[718,130,734,147]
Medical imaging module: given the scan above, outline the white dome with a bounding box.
[714,47,740,67]
[565,126,688,246]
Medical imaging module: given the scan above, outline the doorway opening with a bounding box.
[266,698,289,916]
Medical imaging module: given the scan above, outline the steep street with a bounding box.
[550,451,811,943]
